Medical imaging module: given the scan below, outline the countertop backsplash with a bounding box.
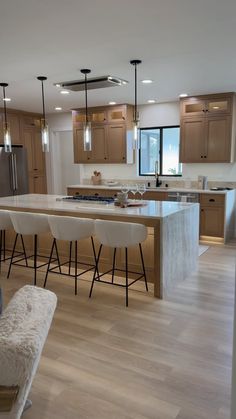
[81,178,236,190]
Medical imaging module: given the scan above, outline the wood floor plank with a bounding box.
[0,244,234,418]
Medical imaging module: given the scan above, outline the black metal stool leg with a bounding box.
[89,244,102,298]
[3,230,6,260]
[91,236,98,276]
[112,248,116,284]
[69,241,72,275]
[21,235,28,267]
[44,238,56,288]
[54,239,61,274]
[75,241,78,295]
[125,247,128,307]
[7,233,18,278]
[33,235,37,286]
[0,230,2,272]
[139,243,148,291]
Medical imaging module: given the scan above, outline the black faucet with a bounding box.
[155,160,162,187]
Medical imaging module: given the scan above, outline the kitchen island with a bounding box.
[0,194,199,299]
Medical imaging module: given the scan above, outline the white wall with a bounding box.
[47,104,236,187]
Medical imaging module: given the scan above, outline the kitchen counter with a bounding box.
[67,184,234,195]
[0,194,199,300]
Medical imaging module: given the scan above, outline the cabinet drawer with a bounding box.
[200,194,225,206]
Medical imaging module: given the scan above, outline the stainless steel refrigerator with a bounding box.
[0,145,29,197]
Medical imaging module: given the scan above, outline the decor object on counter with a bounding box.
[0,285,57,418]
[91,170,101,185]
[130,59,142,149]
[80,68,92,151]
[198,175,208,190]
[104,181,119,186]
[37,76,49,152]
[0,83,12,153]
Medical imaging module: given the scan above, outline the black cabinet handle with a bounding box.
[209,198,215,202]
[204,156,207,158]
[201,155,203,158]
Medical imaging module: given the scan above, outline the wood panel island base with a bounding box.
[0,194,199,299]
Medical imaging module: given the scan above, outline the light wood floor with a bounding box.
[0,244,235,419]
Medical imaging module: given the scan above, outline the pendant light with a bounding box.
[130,59,142,149]
[0,83,12,153]
[37,76,49,152]
[80,69,92,151]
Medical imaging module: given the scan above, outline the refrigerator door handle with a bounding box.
[13,153,18,190]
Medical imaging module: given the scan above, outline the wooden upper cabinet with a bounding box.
[180,92,235,163]
[205,115,231,162]
[0,113,21,145]
[180,117,206,162]
[72,104,134,164]
[107,106,126,122]
[107,124,126,163]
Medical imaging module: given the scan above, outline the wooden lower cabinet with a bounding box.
[67,187,118,198]
[200,206,224,238]
[200,193,225,238]
[29,175,47,194]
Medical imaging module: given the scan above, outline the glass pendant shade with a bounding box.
[4,123,12,153]
[41,120,49,153]
[130,59,142,150]
[0,83,12,153]
[37,76,49,152]
[80,69,92,152]
[133,120,139,150]
[84,121,92,151]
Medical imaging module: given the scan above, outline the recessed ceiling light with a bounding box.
[147,99,156,103]
[55,83,61,88]
[60,89,69,95]
[109,101,116,105]
[179,93,188,97]
[122,81,127,85]
[55,107,62,111]
[142,79,153,84]
[3,97,11,102]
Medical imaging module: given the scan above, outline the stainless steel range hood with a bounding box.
[55,76,128,91]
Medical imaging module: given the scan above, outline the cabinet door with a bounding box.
[206,96,232,115]
[181,98,206,117]
[200,206,224,237]
[90,125,107,162]
[23,128,45,172]
[73,127,90,163]
[107,124,126,163]
[107,106,126,122]
[205,116,232,162]
[0,113,21,145]
[29,175,47,194]
[180,117,206,162]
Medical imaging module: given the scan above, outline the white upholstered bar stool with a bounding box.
[89,219,148,306]
[44,215,95,295]
[7,211,51,285]
[0,210,14,273]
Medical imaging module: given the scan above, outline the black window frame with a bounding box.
[138,125,182,177]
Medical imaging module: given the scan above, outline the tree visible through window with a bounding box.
[139,126,182,176]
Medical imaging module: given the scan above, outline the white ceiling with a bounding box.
[1,0,236,114]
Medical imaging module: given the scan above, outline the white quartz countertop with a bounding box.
[67,184,234,195]
[0,194,199,220]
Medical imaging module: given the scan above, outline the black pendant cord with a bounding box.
[134,63,137,122]
[37,76,47,129]
[85,73,88,124]
[41,81,46,122]
[2,85,8,128]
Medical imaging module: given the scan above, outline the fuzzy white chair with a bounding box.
[0,285,57,419]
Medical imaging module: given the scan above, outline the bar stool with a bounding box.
[0,210,14,273]
[44,215,95,295]
[7,211,52,285]
[89,219,148,306]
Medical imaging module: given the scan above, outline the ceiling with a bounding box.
[1,0,236,114]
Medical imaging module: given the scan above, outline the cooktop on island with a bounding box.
[210,187,233,191]
[62,195,115,204]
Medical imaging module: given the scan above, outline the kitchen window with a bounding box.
[139,126,182,176]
